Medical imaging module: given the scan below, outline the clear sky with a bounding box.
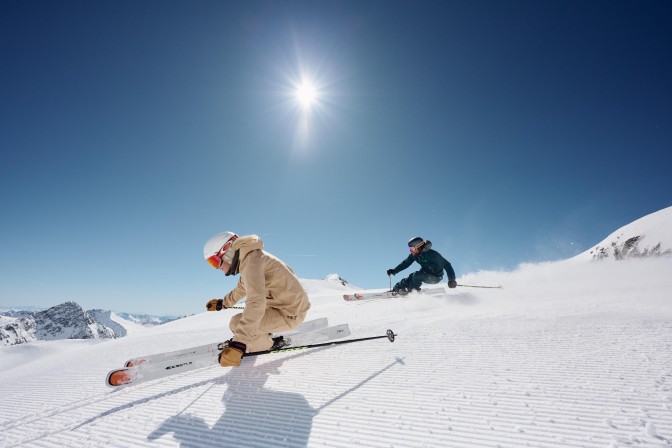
[1,1,670,315]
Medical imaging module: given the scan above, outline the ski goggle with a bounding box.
[206,237,237,269]
[409,241,424,252]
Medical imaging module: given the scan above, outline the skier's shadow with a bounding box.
[148,349,404,448]
[147,349,322,448]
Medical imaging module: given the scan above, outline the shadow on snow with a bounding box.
[147,349,404,447]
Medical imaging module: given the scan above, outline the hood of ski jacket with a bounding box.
[222,235,311,344]
[392,240,456,281]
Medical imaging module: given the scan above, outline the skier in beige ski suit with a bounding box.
[204,232,311,367]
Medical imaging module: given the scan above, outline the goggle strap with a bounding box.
[410,241,424,251]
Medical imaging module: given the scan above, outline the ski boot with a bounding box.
[271,335,290,350]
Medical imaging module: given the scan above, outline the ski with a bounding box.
[343,286,448,302]
[282,317,330,336]
[343,291,396,301]
[124,317,329,368]
[274,323,350,349]
[107,352,218,388]
[106,322,348,388]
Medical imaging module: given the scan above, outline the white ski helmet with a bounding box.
[203,231,238,268]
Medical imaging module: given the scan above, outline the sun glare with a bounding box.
[295,81,317,109]
[275,60,337,149]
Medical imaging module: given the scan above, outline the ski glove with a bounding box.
[219,340,246,367]
[206,299,227,311]
[386,269,395,276]
[448,280,457,289]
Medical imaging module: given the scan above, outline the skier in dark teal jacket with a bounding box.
[387,237,457,295]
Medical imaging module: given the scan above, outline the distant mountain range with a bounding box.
[114,312,182,326]
[1,302,117,346]
[0,302,182,347]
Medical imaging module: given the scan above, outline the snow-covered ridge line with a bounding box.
[575,206,672,261]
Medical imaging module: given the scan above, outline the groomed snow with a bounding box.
[1,257,671,447]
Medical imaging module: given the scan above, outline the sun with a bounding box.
[295,80,318,109]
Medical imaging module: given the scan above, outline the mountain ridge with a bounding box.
[575,206,672,261]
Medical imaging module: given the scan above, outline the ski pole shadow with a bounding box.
[72,375,219,430]
[148,349,405,448]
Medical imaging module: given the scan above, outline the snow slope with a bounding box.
[1,255,671,448]
[574,206,672,261]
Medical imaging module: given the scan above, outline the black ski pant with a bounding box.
[395,270,442,291]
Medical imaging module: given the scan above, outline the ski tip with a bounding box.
[106,369,134,387]
[125,359,147,368]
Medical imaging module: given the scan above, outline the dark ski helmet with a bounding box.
[408,236,425,252]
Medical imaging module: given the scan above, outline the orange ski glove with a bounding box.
[206,299,226,311]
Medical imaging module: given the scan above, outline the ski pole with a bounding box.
[245,330,397,357]
[457,284,502,289]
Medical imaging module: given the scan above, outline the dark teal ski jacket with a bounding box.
[391,241,456,281]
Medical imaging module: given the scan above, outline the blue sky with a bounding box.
[1,1,670,315]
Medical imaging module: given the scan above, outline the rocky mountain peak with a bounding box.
[1,301,119,346]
